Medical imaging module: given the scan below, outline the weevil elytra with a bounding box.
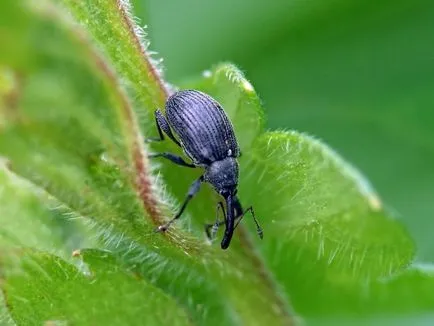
[148,90,263,249]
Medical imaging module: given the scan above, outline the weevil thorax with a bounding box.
[204,157,239,196]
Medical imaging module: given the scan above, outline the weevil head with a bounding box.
[204,157,239,198]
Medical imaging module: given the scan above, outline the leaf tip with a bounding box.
[242,79,255,92]
[367,193,383,212]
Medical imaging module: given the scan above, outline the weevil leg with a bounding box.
[205,202,226,240]
[204,199,251,241]
[149,152,195,168]
[145,109,182,147]
[233,197,263,239]
[156,176,203,232]
[204,197,264,241]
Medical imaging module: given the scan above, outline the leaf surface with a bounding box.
[1,249,192,325]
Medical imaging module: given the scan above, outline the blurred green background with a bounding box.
[133,0,434,261]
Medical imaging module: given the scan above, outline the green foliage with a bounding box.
[0,0,431,325]
[1,249,191,325]
[0,167,91,253]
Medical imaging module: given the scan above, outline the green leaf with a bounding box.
[0,0,427,324]
[238,131,415,314]
[0,3,296,325]
[0,0,171,250]
[306,264,434,325]
[0,249,192,325]
[159,62,418,318]
[55,0,169,117]
[367,263,434,313]
[0,165,91,253]
[0,293,14,326]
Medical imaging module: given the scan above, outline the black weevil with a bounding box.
[148,89,263,249]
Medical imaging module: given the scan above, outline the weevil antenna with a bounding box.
[221,194,235,249]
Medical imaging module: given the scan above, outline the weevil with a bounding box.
[148,89,263,249]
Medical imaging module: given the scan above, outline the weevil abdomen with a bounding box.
[166,90,240,165]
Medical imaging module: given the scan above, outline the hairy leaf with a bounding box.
[0,249,191,325]
[55,0,169,121]
[0,0,426,325]
[182,68,419,317]
[239,131,415,314]
[0,165,91,254]
[0,2,296,325]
